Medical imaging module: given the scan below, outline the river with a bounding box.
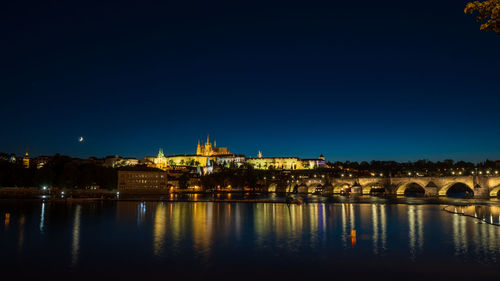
[1,197,499,280]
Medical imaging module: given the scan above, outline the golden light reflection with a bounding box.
[192,202,212,258]
[153,204,167,256]
[341,203,348,248]
[372,205,379,254]
[407,205,424,259]
[18,215,25,252]
[350,229,357,247]
[4,213,10,230]
[380,205,387,251]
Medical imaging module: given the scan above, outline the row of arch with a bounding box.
[274,182,500,197]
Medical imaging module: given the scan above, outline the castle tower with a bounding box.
[197,140,201,155]
[258,151,263,158]
[204,134,212,156]
[23,152,30,169]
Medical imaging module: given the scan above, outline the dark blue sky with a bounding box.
[1,0,499,162]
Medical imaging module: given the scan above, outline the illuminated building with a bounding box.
[246,152,326,170]
[147,137,240,170]
[23,152,30,168]
[196,135,231,156]
[34,156,51,169]
[118,170,168,190]
[146,137,325,171]
[103,155,139,168]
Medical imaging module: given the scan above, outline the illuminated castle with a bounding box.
[196,135,232,156]
[147,136,323,171]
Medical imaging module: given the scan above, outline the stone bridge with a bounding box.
[267,176,500,198]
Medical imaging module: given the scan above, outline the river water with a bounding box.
[1,198,499,280]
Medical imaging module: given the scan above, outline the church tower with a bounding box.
[23,152,30,169]
[197,140,201,155]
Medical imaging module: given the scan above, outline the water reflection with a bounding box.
[408,205,424,259]
[137,202,146,226]
[1,201,500,280]
[153,204,167,256]
[40,203,46,234]
[452,212,468,256]
[372,204,387,254]
[72,205,82,267]
[4,213,10,231]
[18,215,25,252]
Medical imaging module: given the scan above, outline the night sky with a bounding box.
[1,0,499,162]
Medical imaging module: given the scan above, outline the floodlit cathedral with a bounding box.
[196,135,231,156]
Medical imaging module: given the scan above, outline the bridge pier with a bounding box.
[473,185,490,199]
[424,187,438,197]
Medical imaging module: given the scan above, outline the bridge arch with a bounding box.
[297,184,308,193]
[312,184,324,194]
[438,182,474,197]
[362,183,385,195]
[396,182,426,196]
[323,185,334,195]
[285,184,299,193]
[267,183,277,193]
[333,183,350,194]
[489,185,500,197]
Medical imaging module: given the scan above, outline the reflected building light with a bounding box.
[309,204,319,243]
[18,215,26,252]
[341,204,347,248]
[349,204,355,230]
[72,205,82,267]
[408,205,416,259]
[153,204,167,256]
[235,204,242,239]
[40,203,46,234]
[192,202,211,258]
[4,213,10,231]
[320,203,326,236]
[452,212,468,257]
[137,202,146,226]
[380,205,387,251]
[372,204,379,255]
[372,204,379,254]
[417,207,424,251]
[460,216,468,253]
